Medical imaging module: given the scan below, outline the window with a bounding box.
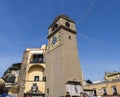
[93,89,97,96]
[43,76,46,82]
[112,86,118,95]
[52,24,58,31]
[65,22,70,27]
[34,76,39,81]
[7,76,15,83]
[66,81,82,96]
[31,54,43,63]
[47,88,49,94]
[103,88,107,95]
[69,36,71,40]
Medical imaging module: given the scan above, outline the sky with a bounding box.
[0,0,120,82]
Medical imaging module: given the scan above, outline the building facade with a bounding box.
[45,15,83,97]
[17,15,83,97]
[18,45,47,97]
[2,63,21,96]
[84,72,120,96]
[104,72,120,81]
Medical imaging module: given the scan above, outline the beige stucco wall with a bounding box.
[105,73,120,81]
[25,65,45,93]
[45,16,83,97]
[84,81,120,96]
[17,47,46,97]
[25,82,45,93]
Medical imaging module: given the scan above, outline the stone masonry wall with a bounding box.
[17,51,29,97]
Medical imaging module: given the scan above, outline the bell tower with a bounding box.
[45,15,83,97]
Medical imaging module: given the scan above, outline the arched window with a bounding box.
[30,54,44,63]
[52,24,58,31]
[103,88,107,95]
[34,76,39,81]
[112,86,118,95]
[65,22,70,27]
[54,23,58,28]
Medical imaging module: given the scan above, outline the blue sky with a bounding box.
[0,0,120,82]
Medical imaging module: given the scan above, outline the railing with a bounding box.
[30,58,44,63]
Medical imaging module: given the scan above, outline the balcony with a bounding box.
[30,58,44,63]
[30,54,44,63]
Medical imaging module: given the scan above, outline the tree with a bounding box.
[86,79,92,84]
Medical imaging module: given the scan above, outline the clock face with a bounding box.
[48,32,61,51]
[52,36,57,45]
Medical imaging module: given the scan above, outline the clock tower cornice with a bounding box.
[47,25,77,39]
[48,15,75,29]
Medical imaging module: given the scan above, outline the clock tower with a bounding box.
[45,15,83,97]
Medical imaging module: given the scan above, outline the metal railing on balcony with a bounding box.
[30,58,44,63]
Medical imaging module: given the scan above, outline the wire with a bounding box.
[78,43,102,81]
[0,0,96,46]
[77,32,120,81]
[0,34,48,46]
[77,0,96,23]
[77,33,107,81]
[78,32,120,52]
